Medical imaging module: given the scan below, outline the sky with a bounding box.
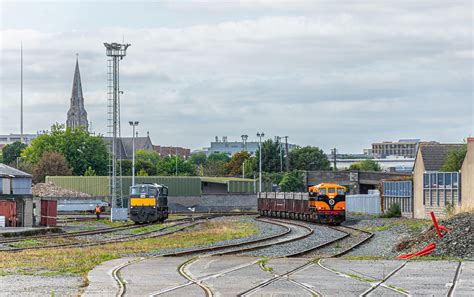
[0,0,472,153]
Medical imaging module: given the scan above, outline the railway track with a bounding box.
[112,217,374,296]
[0,220,200,252]
[0,223,137,244]
[1,214,243,252]
[236,220,375,296]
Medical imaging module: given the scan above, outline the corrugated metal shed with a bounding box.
[0,164,32,195]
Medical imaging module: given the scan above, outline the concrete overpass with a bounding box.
[304,170,411,194]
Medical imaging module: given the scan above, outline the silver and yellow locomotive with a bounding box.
[129,183,169,224]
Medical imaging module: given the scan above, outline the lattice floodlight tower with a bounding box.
[104,42,130,221]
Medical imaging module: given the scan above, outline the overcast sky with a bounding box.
[0,0,472,153]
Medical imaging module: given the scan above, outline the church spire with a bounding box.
[67,54,88,130]
[71,54,84,104]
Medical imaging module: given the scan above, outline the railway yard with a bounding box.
[0,212,472,296]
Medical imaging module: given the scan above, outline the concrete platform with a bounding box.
[0,227,61,236]
[84,256,474,296]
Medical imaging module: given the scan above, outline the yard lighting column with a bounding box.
[256,132,265,192]
[129,121,139,186]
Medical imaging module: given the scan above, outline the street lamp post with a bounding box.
[129,121,139,186]
[256,132,265,192]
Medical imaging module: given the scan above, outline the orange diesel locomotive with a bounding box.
[258,183,346,225]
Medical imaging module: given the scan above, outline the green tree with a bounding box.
[84,166,96,176]
[279,171,305,192]
[441,145,467,172]
[189,152,207,166]
[203,160,227,176]
[137,168,149,176]
[119,159,133,176]
[32,152,73,183]
[242,156,257,179]
[208,152,231,163]
[254,139,283,173]
[225,151,251,176]
[2,141,27,165]
[289,146,331,171]
[156,155,197,176]
[134,149,161,175]
[22,124,108,176]
[349,159,382,171]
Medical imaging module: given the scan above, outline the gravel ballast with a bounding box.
[124,216,288,257]
[242,220,346,257]
[343,214,431,258]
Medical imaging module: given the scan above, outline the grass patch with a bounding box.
[342,255,387,261]
[362,219,431,233]
[257,257,273,272]
[388,284,409,294]
[346,273,376,283]
[0,219,257,277]
[9,239,43,249]
[410,255,463,261]
[129,224,166,234]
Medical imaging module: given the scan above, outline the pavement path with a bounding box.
[84,256,474,296]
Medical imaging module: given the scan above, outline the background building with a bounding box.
[204,136,298,156]
[153,145,190,159]
[365,139,438,159]
[103,136,154,160]
[0,133,37,146]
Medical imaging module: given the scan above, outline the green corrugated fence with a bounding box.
[46,176,269,197]
[46,176,109,196]
[47,176,202,197]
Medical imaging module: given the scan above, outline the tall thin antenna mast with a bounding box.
[104,42,131,221]
[20,41,24,143]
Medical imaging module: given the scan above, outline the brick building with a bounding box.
[153,145,191,159]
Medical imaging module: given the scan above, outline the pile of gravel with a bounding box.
[396,212,473,259]
[33,182,91,197]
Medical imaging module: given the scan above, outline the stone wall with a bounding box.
[168,194,257,212]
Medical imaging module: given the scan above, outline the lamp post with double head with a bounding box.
[129,121,139,186]
[256,132,265,192]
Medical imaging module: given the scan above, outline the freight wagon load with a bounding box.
[258,183,346,225]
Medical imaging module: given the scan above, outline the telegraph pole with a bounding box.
[332,148,337,171]
[284,136,289,171]
[20,42,24,143]
[256,132,265,192]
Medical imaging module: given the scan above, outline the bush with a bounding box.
[32,152,73,183]
[444,202,455,218]
[381,203,401,218]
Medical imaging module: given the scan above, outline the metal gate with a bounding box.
[383,181,412,214]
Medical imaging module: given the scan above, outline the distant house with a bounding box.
[103,136,154,160]
[412,141,473,219]
[153,145,191,159]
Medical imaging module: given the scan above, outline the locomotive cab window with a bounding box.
[328,188,335,194]
[319,188,326,195]
[337,188,345,195]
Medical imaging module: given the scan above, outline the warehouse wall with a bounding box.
[460,138,474,213]
[168,194,257,212]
